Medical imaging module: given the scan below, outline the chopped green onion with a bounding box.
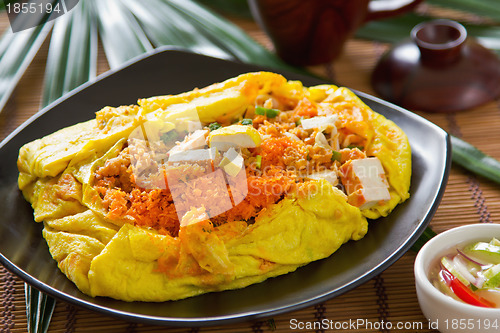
[331,151,342,162]
[208,122,222,131]
[240,118,253,125]
[255,106,280,118]
[160,130,177,143]
[255,155,262,169]
[347,145,364,150]
[265,109,280,118]
[255,106,266,116]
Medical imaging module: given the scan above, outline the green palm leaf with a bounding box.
[467,25,500,52]
[166,0,291,69]
[62,1,97,94]
[92,0,153,69]
[427,0,500,23]
[356,13,500,55]
[0,0,21,11]
[0,22,53,111]
[198,0,252,19]
[41,11,71,106]
[25,284,56,333]
[121,0,232,59]
[355,13,427,43]
[42,0,97,107]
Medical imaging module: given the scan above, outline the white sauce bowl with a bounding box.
[415,223,500,333]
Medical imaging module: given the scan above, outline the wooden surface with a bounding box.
[2,4,500,333]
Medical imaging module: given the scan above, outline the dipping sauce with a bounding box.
[429,238,500,308]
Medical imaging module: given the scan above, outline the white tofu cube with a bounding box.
[168,129,208,155]
[354,187,392,210]
[315,132,330,148]
[184,129,208,149]
[219,148,244,177]
[339,157,390,209]
[187,120,203,132]
[350,157,389,188]
[300,115,338,133]
[283,132,301,142]
[168,147,219,164]
[305,170,338,186]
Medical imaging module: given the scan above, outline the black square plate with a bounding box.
[0,48,450,326]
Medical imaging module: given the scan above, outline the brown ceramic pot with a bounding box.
[372,19,500,112]
[248,0,423,66]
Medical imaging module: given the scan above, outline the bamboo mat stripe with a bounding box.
[451,111,497,225]
[65,304,77,333]
[313,303,326,333]
[0,266,16,332]
[373,276,389,333]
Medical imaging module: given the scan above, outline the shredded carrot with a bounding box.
[260,136,300,169]
[293,97,318,117]
[96,154,295,237]
[104,189,129,219]
[127,189,180,236]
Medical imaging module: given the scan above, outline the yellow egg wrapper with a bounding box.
[17,72,410,302]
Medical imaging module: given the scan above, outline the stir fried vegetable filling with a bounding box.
[93,93,391,237]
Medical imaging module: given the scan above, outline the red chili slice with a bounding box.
[440,269,494,308]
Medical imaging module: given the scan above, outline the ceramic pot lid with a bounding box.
[371,19,500,112]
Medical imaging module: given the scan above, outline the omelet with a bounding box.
[17,72,411,302]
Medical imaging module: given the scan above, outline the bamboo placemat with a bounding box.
[2,7,500,333]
